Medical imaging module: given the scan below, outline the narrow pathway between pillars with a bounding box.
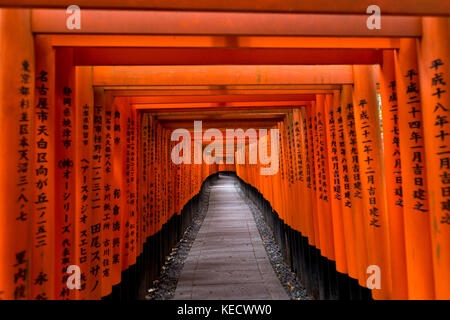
[174,175,289,300]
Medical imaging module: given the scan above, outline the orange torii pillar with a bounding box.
[324,92,349,297]
[112,96,130,298]
[311,100,327,267]
[340,85,368,292]
[305,102,321,298]
[378,50,408,300]
[139,112,149,293]
[418,17,450,300]
[297,109,316,254]
[123,100,138,299]
[395,38,435,299]
[93,87,115,298]
[299,106,317,293]
[55,48,76,300]
[352,65,392,299]
[103,89,116,298]
[32,35,56,300]
[0,8,34,300]
[281,119,295,264]
[148,115,158,282]
[317,95,337,298]
[291,109,311,289]
[86,87,106,299]
[75,66,94,299]
[333,91,359,295]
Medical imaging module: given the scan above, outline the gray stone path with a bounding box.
[174,175,289,300]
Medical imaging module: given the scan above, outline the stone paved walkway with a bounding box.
[174,174,289,300]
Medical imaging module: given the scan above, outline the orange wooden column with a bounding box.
[149,116,157,239]
[126,105,138,275]
[282,117,294,231]
[395,38,435,299]
[54,48,76,300]
[276,121,284,224]
[110,94,124,291]
[136,109,143,287]
[272,123,283,219]
[0,8,34,300]
[300,106,316,247]
[88,87,106,299]
[31,35,56,300]
[306,102,320,249]
[117,98,131,283]
[74,66,94,299]
[311,101,325,258]
[314,94,335,262]
[161,127,168,232]
[352,65,392,299]
[418,17,450,300]
[340,84,368,288]
[293,108,314,292]
[139,112,149,274]
[293,109,312,239]
[101,89,114,298]
[287,114,298,233]
[292,109,307,238]
[333,92,358,281]
[378,50,408,299]
[155,121,162,237]
[132,108,138,269]
[267,129,277,216]
[289,112,300,234]
[324,93,347,275]
[279,121,290,228]
[148,116,154,238]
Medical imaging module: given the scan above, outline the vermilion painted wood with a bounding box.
[74,66,95,299]
[324,93,348,274]
[73,47,383,66]
[46,35,403,49]
[352,65,392,299]
[378,51,408,300]
[418,17,450,300]
[29,9,422,36]
[340,85,368,288]
[54,47,76,300]
[0,9,34,300]
[4,0,448,16]
[93,65,353,86]
[31,34,56,300]
[395,38,435,299]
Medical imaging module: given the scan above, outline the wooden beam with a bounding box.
[142,105,309,113]
[155,109,293,116]
[105,88,335,96]
[103,85,342,93]
[128,95,314,104]
[93,65,353,86]
[3,1,445,16]
[155,113,287,121]
[30,9,422,36]
[132,102,312,110]
[73,47,383,65]
[159,119,279,129]
[48,35,402,49]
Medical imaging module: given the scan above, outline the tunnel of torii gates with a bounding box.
[0,3,449,301]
